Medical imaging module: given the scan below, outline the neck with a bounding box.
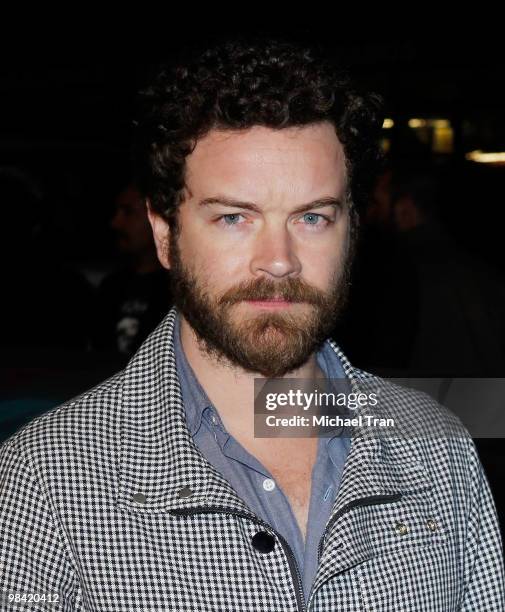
[179,314,325,441]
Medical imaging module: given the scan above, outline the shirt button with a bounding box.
[263,478,276,492]
[211,414,217,425]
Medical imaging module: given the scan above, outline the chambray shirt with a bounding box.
[173,312,351,602]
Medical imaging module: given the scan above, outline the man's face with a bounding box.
[149,122,353,378]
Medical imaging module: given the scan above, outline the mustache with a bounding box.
[217,277,330,306]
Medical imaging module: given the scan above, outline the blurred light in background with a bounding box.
[466,150,505,165]
[407,117,454,153]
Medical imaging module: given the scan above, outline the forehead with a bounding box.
[184,122,347,202]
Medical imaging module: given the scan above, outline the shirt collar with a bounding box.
[174,308,352,459]
[315,338,352,463]
[118,305,433,515]
[173,311,213,437]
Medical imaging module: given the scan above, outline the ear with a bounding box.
[146,199,171,269]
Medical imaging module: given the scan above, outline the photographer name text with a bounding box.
[264,414,395,428]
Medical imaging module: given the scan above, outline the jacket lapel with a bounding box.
[117,305,253,515]
[310,339,434,596]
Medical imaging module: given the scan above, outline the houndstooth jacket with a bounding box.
[1,306,504,611]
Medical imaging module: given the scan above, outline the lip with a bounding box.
[245,299,293,308]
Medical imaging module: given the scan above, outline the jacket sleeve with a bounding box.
[459,439,505,611]
[0,439,81,611]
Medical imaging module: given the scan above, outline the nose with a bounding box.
[250,223,301,279]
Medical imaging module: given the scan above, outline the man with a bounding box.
[0,38,503,611]
[92,183,172,356]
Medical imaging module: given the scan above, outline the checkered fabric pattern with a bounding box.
[1,306,504,611]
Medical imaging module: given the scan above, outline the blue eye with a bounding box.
[222,214,242,225]
[303,213,322,224]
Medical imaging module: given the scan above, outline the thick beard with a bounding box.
[167,227,353,378]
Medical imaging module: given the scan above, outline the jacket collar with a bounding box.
[117,306,432,516]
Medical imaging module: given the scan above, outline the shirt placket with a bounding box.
[203,405,308,581]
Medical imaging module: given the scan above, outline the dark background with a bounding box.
[1,23,504,536]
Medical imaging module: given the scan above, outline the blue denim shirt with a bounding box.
[173,312,351,601]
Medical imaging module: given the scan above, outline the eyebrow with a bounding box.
[197,196,344,215]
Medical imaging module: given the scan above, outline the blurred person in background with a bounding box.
[339,162,505,376]
[91,182,172,356]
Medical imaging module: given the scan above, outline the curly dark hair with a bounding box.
[132,37,384,233]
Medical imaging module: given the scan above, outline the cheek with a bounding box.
[303,259,339,290]
[310,246,349,291]
[178,230,247,281]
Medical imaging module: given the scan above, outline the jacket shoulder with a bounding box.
[1,369,125,464]
[352,368,482,486]
[354,368,469,438]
